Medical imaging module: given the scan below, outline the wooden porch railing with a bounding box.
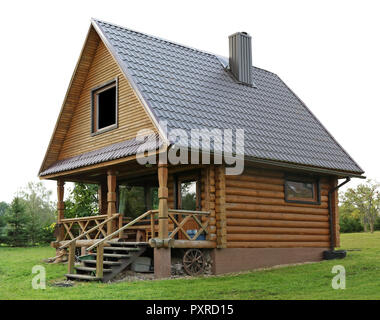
[167,209,210,241]
[60,214,122,241]
[60,214,121,275]
[59,214,121,250]
[86,209,210,251]
[86,210,157,252]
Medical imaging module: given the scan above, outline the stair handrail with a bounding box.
[86,210,155,252]
[59,213,120,250]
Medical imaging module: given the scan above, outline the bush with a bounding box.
[340,214,363,233]
[39,223,56,244]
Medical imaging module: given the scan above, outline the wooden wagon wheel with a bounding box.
[183,249,206,276]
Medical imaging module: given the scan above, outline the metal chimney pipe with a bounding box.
[229,32,253,85]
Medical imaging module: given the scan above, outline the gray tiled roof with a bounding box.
[90,19,362,174]
[40,134,161,176]
[43,19,363,176]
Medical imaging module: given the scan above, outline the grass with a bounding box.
[0,232,379,300]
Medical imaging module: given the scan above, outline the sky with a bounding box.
[0,0,379,202]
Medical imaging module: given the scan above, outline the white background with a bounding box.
[0,0,378,202]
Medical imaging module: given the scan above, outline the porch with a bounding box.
[50,161,218,279]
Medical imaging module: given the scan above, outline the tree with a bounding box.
[341,180,380,233]
[0,201,9,243]
[339,201,363,233]
[4,197,29,246]
[19,182,56,245]
[0,201,8,216]
[64,183,99,218]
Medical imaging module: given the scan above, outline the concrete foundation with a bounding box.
[154,248,171,278]
[211,247,327,275]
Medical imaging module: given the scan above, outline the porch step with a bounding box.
[75,266,112,273]
[66,240,148,282]
[65,274,100,281]
[89,253,131,259]
[84,260,121,266]
[104,246,140,252]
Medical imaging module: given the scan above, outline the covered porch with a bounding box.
[45,157,217,278]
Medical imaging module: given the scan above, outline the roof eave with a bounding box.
[245,156,365,179]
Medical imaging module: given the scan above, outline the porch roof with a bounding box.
[39,134,161,176]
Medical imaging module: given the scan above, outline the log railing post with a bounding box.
[57,179,65,242]
[96,243,104,279]
[158,163,168,239]
[107,170,117,236]
[67,240,76,274]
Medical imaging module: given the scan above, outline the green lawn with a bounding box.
[0,232,379,300]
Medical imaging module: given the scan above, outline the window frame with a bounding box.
[91,77,118,135]
[284,175,321,205]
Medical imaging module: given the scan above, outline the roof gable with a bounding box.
[39,25,160,174]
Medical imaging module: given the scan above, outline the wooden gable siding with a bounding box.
[224,166,336,248]
[58,39,156,160]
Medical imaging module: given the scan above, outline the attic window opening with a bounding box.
[284,176,320,204]
[91,79,118,134]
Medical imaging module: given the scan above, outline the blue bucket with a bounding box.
[186,229,206,240]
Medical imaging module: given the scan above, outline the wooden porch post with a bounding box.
[107,170,117,236]
[98,182,107,215]
[155,163,171,278]
[158,163,168,239]
[57,179,65,242]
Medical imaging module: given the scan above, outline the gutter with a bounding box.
[328,177,351,251]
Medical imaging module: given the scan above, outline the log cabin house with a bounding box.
[39,19,364,281]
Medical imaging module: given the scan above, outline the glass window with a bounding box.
[180,181,197,211]
[285,178,319,203]
[118,186,145,219]
[92,80,117,134]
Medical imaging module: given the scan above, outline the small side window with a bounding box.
[91,79,118,134]
[285,177,320,204]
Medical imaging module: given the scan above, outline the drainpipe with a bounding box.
[328,177,351,251]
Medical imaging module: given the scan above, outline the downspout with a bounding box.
[328,177,351,251]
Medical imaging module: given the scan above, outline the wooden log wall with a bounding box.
[201,166,216,242]
[215,165,227,248]
[225,166,336,248]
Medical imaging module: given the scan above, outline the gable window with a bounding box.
[284,176,320,204]
[91,79,118,134]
